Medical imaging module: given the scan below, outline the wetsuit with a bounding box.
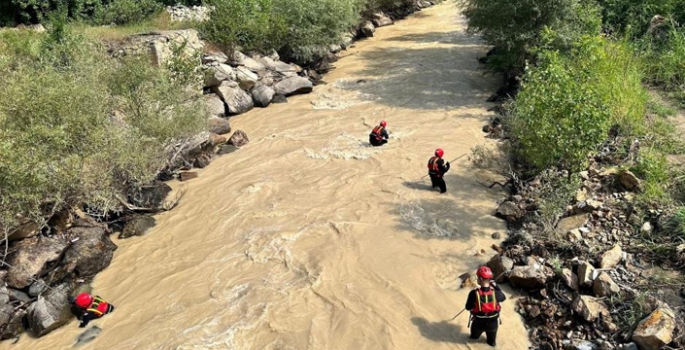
[369,125,389,146]
[427,157,450,193]
[465,285,506,346]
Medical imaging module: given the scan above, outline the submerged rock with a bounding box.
[360,21,375,37]
[372,12,393,27]
[208,116,231,135]
[120,215,156,239]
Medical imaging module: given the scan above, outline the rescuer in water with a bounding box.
[427,148,450,193]
[69,292,115,328]
[369,120,389,147]
[464,266,506,347]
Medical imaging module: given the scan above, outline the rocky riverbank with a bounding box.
[0,1,438,343]
[471,77,685,349]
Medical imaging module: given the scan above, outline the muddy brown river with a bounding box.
[11,3,531,349]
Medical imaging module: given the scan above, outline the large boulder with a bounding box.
[208,116,231,135]
[235,66,259,91]
[600,244,622,269]
[228,130,249,148]
[120,215,156,239]
[204,63,236,88]
[255,56,299,77]
[6,237,68,289]
[372,12,393,27]
[593,272,620,297]
[486,254,513,282]
[5,220,39,242]
[360,21,375,37]
[228,51,265,72]
[130,181,171,209]
[273,77,313,97]
[204,93,226,118]
[27,283,73,336]
[632,307,676,350]
[571,295,608,322]
[508,262,552,289]
[618,169,643,192]
[166,5,212,22]
[251,85,275,108]
[62,225,117,277]
[496,201,521,220]
[211,81,254,115]
[111,30,204,67]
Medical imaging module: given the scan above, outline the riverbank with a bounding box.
[6,2,533,349]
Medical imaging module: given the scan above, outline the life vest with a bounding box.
[371,125,385,141]
[86,296,110,318]
[427,156,442,175]
[471,288,500,317]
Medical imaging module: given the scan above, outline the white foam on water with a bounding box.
[303,132,381,160]
[398,201,459,238]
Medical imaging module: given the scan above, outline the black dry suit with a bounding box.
[369,125,389,146]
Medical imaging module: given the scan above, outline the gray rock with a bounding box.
[578,262,596,287]
[561,268,579,291]
[600,244,622,269]
[557,214,589,234]
[618,169,642,192]
[208,116,231,135]
[120,215,156,239]
[251,85,275,108]
[360,21,375,37]
[0,286,8,305]
[496,201,520,218]
[211,81,254,115]
[75,326,102,346]
[486,254,513,282]
[273,77,313,97]
[228,51,265,72]
[204,63,235,88]
[508,262,552,289]
[6,237,68,289]
[8,289,31,303]
[131,180,171,209]
[228,130,249,148]
[27,283,73,336]
[272,94,288,103]
[235,66,259,91]
[571,295,608,322]
[29,280,49,297]
[217,144,240,155]
[255,56,299,76]
[6,220,39,242]
[632,307,676,350]
[623,344,638,350]
[593,272,620,297]
[1,307,26,340]
[372,12,393,27]
[201,51,228,64]
[63,225,117,277]
[114,29,204,67]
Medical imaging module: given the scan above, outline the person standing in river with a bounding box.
[369,120,389,146]
[427,148,450,193]
[465,266,505,347]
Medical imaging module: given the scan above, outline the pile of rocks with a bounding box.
[166,5,212,23]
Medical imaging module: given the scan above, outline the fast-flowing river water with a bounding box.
[12,3,531,349]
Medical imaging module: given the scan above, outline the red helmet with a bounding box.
[74,292,93,308]
[380,120,387,127]
[435,148,444,158]
[477,266,493,279]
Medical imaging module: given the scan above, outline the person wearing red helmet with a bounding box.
[369,120,389,147]
[69,292,115,328]
[464,266,506,346]
[427,148,450,193]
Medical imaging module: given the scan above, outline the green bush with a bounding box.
[510,35,646,172]
[0,26,206,228]
[458,0,601,72]
[630,148,670,202]
[93,0,164,25]
[201,0,363,63]
[596,0,685,36]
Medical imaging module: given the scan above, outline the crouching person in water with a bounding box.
[69,292,115,328]
[465,266,505,347]
[369,120,389,146]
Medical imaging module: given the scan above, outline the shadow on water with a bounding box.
[411,317,466,343]
[334,30,497,111]
[392,173,506,241]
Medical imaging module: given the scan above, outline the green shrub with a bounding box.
[93,0,163,25]
[458,0,601,72]
[510,35,646,172]
[597,0,685,36]
[630,148,670,203]
[0,26,206,228]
